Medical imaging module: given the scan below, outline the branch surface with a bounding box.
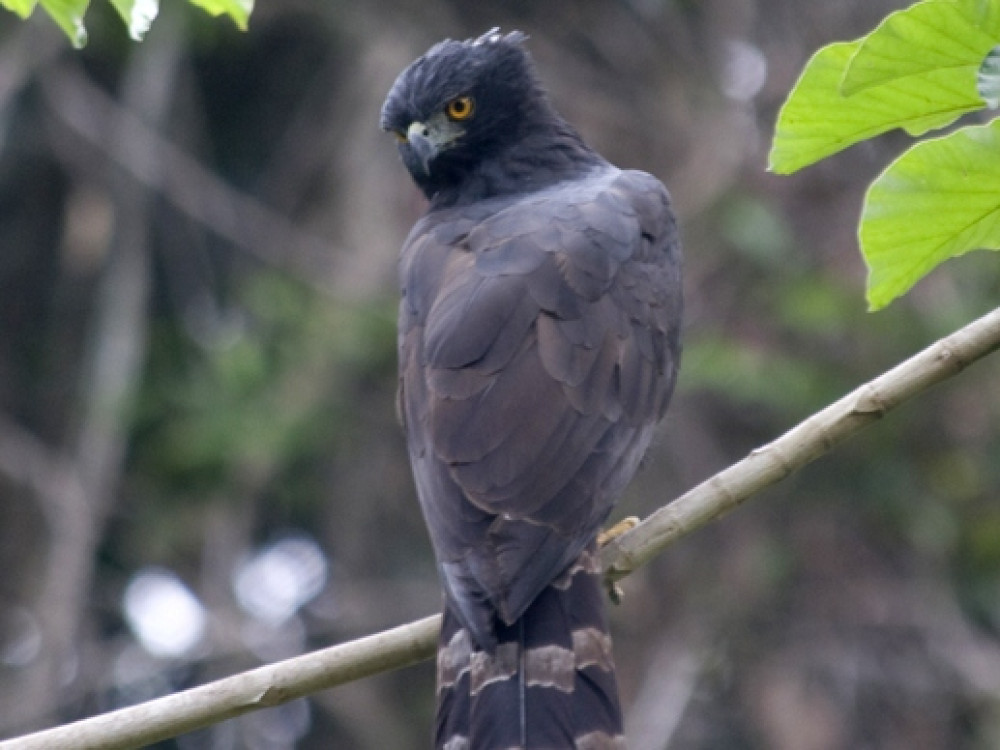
[1,617,440,750]
[4,306,1000,750]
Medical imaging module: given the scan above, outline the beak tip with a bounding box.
[405,127,438,177]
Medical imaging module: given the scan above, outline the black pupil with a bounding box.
[452,100,466,114]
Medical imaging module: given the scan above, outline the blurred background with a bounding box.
[1,1,1000,748]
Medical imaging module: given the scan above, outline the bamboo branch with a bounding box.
[3,305,1000,749]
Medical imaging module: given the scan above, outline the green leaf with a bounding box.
[769,40,983,173]
[3,0,253,41]
[841,0,1000,95]
[38,0,88,47]
[109,0,158,41]
[0,0,38,19]
[860,119,1000,310]
[186,0,252,30]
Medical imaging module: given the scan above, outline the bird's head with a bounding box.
[380,29,565,200]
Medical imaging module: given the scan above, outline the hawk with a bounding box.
[381,30,682,750]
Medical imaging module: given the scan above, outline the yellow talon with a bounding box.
[597,516,640,548]
[597,516,639,605]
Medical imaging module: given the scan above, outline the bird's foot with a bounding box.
[603,578,625,605]
[597,516,639,605]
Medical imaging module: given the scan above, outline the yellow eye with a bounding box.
[445,96,475,121]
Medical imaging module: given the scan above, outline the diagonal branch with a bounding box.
[0,616,441,750]
[3,306,1000,750]
[601,304,1000,579]
[38,64,342,293]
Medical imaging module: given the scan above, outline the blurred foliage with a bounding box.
[133,273,395,497]
[1,1,1000,749]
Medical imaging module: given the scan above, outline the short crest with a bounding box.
[380,29,531,134]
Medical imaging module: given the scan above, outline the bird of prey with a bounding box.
[381,29,682,750]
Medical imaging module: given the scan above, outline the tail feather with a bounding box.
[436,548,626,749]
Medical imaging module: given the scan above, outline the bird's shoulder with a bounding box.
[472,165,675,252]
[402,165,676,285]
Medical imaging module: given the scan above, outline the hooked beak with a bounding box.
[403,121,439,177]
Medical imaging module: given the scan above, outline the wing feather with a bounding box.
[399,167,681,638]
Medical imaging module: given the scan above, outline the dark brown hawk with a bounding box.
[381,29,682,750]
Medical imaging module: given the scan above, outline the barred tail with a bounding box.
[435,548,626,750]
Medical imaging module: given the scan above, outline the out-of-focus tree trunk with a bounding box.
[12,7,186,729]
